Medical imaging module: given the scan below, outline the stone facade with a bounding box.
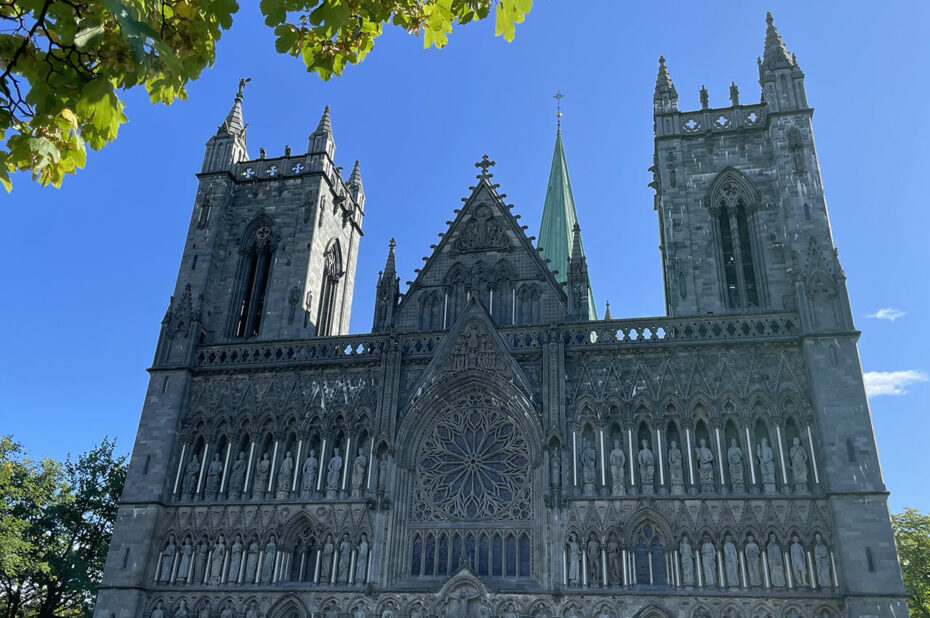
[94,15,907,618]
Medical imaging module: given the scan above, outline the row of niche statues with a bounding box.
[562,430,811,497]
[156,532,371,588]
[179,440,389,502]
[150,599,259,618]
[295,532,371,585]
[561,531,834,591]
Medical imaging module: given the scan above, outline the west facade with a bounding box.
[95,15,907,618]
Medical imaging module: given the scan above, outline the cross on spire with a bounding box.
[475,154,496,179]
[554,90,564,132]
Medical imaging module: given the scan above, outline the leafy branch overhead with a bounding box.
[0,0,532,192]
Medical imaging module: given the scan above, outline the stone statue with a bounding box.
[228,535,243,584]
[790,437,809,491]
[152,601,165,618]
[176,600,189,618]
[253,452,271,497]
[727,439,745,493]
[680,535,695,587]
[301,449,319,497]
[502,605,519,618]
[246,602,259,618]
[228,451,246,499]
[814,533,831,589]
[701,535,717,587]
[351,450,368,498]
[638,439,655,494]
[790,535,808,587]
[205,453,223,495]
[245,540,259,583]
[327,447,343,498]
[260,537,276,584]
[607,537,622,585]
[586,534,601,587]
[220,602,234,618]
[381,610,396,618]
[609,439,625,495]
[668,439,684,495]
[723,534,739,588]
[159,535,176,582]
[356,534,369,583]
[209,535,226,585]
[354,608,367,618]
[581,440,597,493]
[321,534,335,583]
[193,540,208,585]
[182,454,200,496]
[550,447,561,488]
[177,537,192,583]
[745,533,762,587]
[198,604,210,618]
[757,438,777,495]
[410,606,425,618]
[567,533,581,586]
[767,533,786,587]
[378,455,389,491]
[276,450,294,498]
[337,534,352,583]
[695,438,714,491]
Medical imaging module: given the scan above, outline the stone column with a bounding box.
[172,441,188,496]
[291,437,304,493]
[219,437,235,496]
[267,436,281,494]
[714,426,726,493]
[684,424,696,493]
[316,435,329,492]
[774,424,789,490]
[244,440,256,497]
[195,441,211,497]
[805,424,821,485]
[743,425,757,491]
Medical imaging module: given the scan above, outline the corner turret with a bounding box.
[201,78,250,173]
[654,56,678,114]
[372,238,400,333]
[758,12,807,111]
[566,223,595,321]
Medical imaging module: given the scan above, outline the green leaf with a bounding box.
[74,25,105,50]
[259,0,286,26]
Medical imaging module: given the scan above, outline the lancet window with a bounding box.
[709,171,763,309]
[317,240,343,336]
[232,218,276,338]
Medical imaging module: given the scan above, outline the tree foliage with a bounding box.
[0,0,531,191]
[0,436,127,618]
[894,508,930,618]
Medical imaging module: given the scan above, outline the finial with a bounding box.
[475,154,496,180]
[389,237,396,249]
[766,11,774,26]
[604,300,612,320]
[699,85,709,109]
[553,90,564,132]
[658,55,665,65]
[236,77,251,102]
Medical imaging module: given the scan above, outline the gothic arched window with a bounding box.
[316,240,343,336]
[708,170,763,309]
[232,218,276,338]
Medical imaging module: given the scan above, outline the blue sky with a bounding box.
[2,2,927,512]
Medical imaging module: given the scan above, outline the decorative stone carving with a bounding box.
[814,533,832,589]
[159,536,176,582]
[581,440,597,494]
[205,453,223,496]
[301,449,319,497]
[607,537,622,585]
[245,601,259,618]
[182,455,200,497]
[745,533,763,587]
[152,600,165,618]
[790,437,809,492]
[723,534,739,588]
[209,535,226,585]
[378,455,389,491]
[586,534,601,587]
[727,439,745,493]
[220,601,234,618]
[177,537,192,583]
[197,603,210,618]
[695,438,714,491]
[453,205,509,254]
[668,440,684,495]
[228,535,243,584]
[260,537,276,584]
[638,439,655,494]
[321,534,335,583]
[245,541,259,583]
[701,535,717,587]
[567,533,581,586]
[351,449,367,498]
[757,438,777,495]
[550,447,561,488]
[176,600,189,618]
[253,453,271,497]
[193,540,208,585]
[337,534,352,583]
[790,535,808,587]
[767,534,786,588]
[276,450,294,498]
[356,533,369,583]
[228,451,246,499]
[439,319,508,375]
[680,535,695,587]
[327,447,343,498]
[609,439,625,495]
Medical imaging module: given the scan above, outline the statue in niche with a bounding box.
[814,533,831,589]
[609,439,625,495]
[244,540,259,583]
[352,449,368,498]
[182,454,200,497]
[695,438,715,491]
[321,534,335,583]
[220,602,235,618]
[327,447,343,498]
[790,535,808,587]
[301,449,318,497]
[205,453,223,496]
[745,533,762,587]
[177,537,192,583]
[701,535,717,587]
[767,534,786,587]
[790,437,809,492]
[668,439,684,495]
[356,534,369,583]
[581,440,597,493]
[337,534,353,583]
[638,439,655,494]
[276,450,293,498]
[502,605,519,618]
[260,537,276,584]
[586,534,601,587]
[607,537,622,585]
[723,534,739,588]
[245,602,259,618]
[193,540,208,585]
[727,439,745,493]
[152,601,165,618]
[354,608,367,618]
[757,438,777,494]
[228,451,246,499]
[176,600,189,618]
[378,455,389,491]
[381,610,396,618]
[253,452,271,496]
[159,536,176,582]
[680,535,695,587]
[567,533,581,586]
[549,447,561,488]
[209,535,226,585]
[228,535,243,584]
[198,604,210,618]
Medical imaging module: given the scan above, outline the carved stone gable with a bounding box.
[452,203,511,255]
[438,317,508,375]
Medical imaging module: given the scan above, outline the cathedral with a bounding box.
[94,13,908,618]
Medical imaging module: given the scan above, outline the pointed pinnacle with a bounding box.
[654,55,677,100]
[315,105,332,134]
[762,12,794,71]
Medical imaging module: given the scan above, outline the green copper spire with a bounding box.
[538,128,597,319]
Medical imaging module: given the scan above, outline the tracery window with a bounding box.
[709,171,763,309]
[232,219,276,338]
[316,240,343,336]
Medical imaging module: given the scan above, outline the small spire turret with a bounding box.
[758,13,808,111]
[372,238,400,333]
[347,159,365,211]
[654,56,679,113]
[308,105,336,160]
[604,301,612,321]
[566,223,596,321]
[201,79,250,173]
